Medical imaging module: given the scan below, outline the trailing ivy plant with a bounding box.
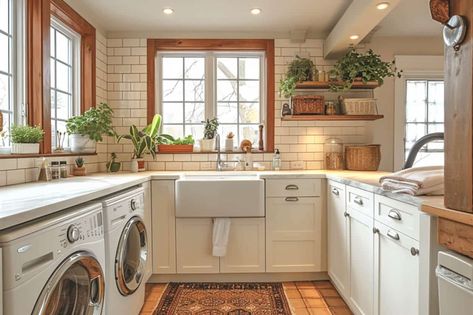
[330,48,402,92]
[279,56,316,98]
[66,103,115,142]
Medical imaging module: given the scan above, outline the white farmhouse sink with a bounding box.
[175,174,265,218]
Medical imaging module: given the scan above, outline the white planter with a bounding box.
[0,147,11,155]
[130,158,145,173]
[70,134,96,153]
[200,138,215,152]
[11,143,40,154]
[225,138,234,152]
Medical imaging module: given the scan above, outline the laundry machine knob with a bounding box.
[67,225,80,243]
[130,199,137,211]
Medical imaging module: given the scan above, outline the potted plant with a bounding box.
[10,125,44,154]
[279,56,317,98]
[117,114,161,172]
[157,134,195,153]
[72,157,86,176]
[330,48,402,92]
[225,132,235,152]
[66,103,115,153]
[200,118,219,152]
[106,153,122,172]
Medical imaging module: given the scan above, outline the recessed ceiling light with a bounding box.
[350,35,360,40]
[250,8,262,15]
[376,2,390,10]
[163,8,174,15]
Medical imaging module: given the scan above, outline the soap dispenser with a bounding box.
[272,149,282,171]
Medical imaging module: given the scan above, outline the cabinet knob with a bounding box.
[373,228,379,234]
[331,188,339,196]
[344,212,350,218]
[410,247,419,256]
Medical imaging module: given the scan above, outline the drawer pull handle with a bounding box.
[388,209,402,221]
[387,230,400,241]
[285,184,299,190]
[373,228,379,234]
[285,197,299,202]
[344,212,350,218]
[410,247,419,256]
[331,188,340,196]
[353,197,364,206]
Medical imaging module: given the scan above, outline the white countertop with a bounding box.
[0,170,438,231]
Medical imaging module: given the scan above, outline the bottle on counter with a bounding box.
[60,161,68,178]
[51,161,60,180]
[272,149,282,171]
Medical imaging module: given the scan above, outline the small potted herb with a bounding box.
[106,153,122,172]
[200,118,219,152]
[157,134,195,153]
[73,157,86,176]
[66,103,115,153]
[279,56,317,98]
[10,125,44,154]
[225,132,235,152]
[117,114,161,172]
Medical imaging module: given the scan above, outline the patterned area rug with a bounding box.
[153,282,292,315]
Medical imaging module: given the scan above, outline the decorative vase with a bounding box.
[200,138,215,152]
[70,134,96,153]
[225,139,234,152]
[131,158,145,173]
[106,161,121,172]
[11,143,40,154]
[72,166,86,176]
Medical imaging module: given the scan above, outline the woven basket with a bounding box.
[292,95,324,115]
[345,145,381,171]
[344,98,378,115]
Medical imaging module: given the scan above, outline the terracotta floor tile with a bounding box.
[304,298,327,308]
[293,308,311,315]
[286,289,303,298]
[313,281,334,289]
[330,306,353,315]
[283,281,298,289]
[296,281,317,289]
[325,297,348,307]
[289,298,307,308]
[300,288,322,298]
[319,288,340,297]
[308,308,332,315]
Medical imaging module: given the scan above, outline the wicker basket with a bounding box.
[292,95,324,115]
[344,98,378,115]
[345,145,381,171]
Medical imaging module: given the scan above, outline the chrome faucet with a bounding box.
[215,134,225,171]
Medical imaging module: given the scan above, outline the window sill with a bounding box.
[157,150,271,155]
[0,152,97,159]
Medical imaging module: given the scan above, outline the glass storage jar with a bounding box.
[324,138,344,170]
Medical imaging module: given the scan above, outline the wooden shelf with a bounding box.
[281,115,384,121]
[295,81,379,90]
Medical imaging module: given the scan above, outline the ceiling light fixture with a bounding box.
[163,8,174,15]
[376,2,390,10]
[350,35,360,40]
[250,8,262,15]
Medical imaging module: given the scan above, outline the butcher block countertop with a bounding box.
[422,196,473,226]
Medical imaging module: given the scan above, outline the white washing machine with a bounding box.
[0,203,105,315]
[102,186,148,315]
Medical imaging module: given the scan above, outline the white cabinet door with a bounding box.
[142,181,153,280]
[348,208,374,315]
[374,222,419,315]
[220,218,266,273]
[151,180,177,274]
[176,218,220,274]
[266,197,324,272]
[327,181,349,296]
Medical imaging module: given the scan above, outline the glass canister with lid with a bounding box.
[324,138,344,170]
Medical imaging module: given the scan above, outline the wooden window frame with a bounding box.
[27,0,95,154]
[147,39,275,153]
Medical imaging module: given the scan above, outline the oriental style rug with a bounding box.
[152,282,292,315]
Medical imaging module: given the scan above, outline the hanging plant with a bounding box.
[330,48,402,92]
[279,56,316,98]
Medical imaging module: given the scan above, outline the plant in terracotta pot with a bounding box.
[10,125,44,154]
[279,56,316,98]
[73,157,86,176]
[157,134,195,153]
[106,153,122,172]
[66,103,115,153]
[117,114,161,173]
[200,118,219,152]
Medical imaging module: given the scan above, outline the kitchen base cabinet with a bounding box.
[266,197,324,272]
[327,181,349,294]
[152,180,177,274]
[142,181,153,280]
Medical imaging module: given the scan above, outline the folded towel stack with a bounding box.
[379,166,444,196]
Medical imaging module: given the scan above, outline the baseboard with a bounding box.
[148,272,329,283]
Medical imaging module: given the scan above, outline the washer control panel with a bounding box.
[59,211,103,248]
[109,193,145,219]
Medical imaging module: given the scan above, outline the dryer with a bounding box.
[102,186,148,315]
[0,203,105,315]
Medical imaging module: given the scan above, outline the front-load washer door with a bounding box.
[115,216,148,296]
[33,251,105,315]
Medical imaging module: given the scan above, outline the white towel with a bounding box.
[379,166,444,196]
[212,218,231,257]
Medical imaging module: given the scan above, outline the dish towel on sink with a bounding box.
[379,165,444,196]
[212,218,231,257]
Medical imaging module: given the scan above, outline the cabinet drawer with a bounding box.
[346,186,374,218]
[375,221,420,256]
[266,179,321,197]
[374,195,420,240]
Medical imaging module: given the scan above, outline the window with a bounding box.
[404,79,444,166]
[50,19,80,149]
[0,0,13,139]
[158,53,264,147]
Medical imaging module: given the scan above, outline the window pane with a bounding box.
[217,58,237,79]
[162,102,183,123]
[406,80,427,123]
[239,58,260,80]
[56,91,70,120]
[50,28,55,58]
[162,57,183,79]
[0,0,8,33]
[1,110,10,134]
[162,80,183,101]
[405,123,426,151]
[410,152,444,167]
[0,34,9,73]
[184,124,203,140]
[239,80,259,102]
[50,59,56,87]
[184,58,204,79]
[162,124,183,138]
[428,81,444,122]
[50,90,56,119]
[185,103,205,123]
[184,80,204,102]
[239,125,259,145]
[217,80,237,102]
[217,102,237,123]
[56,31,71,64]
[0,73,8,111]
[239,102,260,123]
[56,62,71,92]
